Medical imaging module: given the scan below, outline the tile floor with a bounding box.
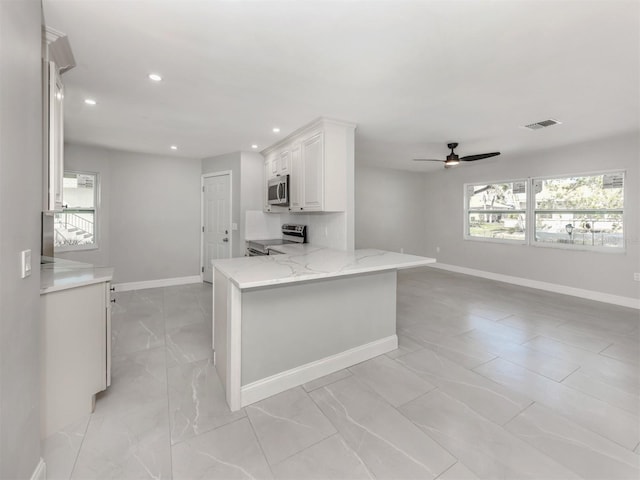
[42,268,640,479]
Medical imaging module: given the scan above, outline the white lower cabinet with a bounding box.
[41,281,111,437]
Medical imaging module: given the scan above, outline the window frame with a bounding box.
[54,170,100,253]
[529,169,626,254]
[463,169,626,253]
[463,178,528,245]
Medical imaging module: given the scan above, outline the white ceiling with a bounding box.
[43,0,639,171]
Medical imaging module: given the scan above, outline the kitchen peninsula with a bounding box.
[212,246,434,411]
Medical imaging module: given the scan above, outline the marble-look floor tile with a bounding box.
[385,334,424,359]
[474,358,639,449]
[600,337,640,366]
[72,400,171,480]
[42,415,90,480]
[167,358,246,444]
[172,418,272,480]
[111,313,165,356]
[348,355,435,407]
[271,434,373,479]
[499,313,568,331]
[165,322,213,365]
[400,329,497,369]
[505,402,640,479]
[524,335,640,395]
[461,303,513,321]
[302,369,352,393]
[95,346,168,417]
[561,369,640,416]
[400,390,581,479]
[397,347,532,425]
[466,318,538,345]
[310,377,456,479]
[164,307,206,331]
[436,462,479,479]
[459,329,580,382]
[247,387,336,465]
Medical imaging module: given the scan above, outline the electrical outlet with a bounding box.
[21,249,32,278]
[634,273,640,282]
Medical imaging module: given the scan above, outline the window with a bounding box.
[465,180,527,242]
[533,172,624,249]
[464,171,625,251]
[54,171,98,251]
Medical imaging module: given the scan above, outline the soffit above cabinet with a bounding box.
[260,117,356,156]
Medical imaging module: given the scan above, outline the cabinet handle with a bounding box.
[111,298,116,303]
[110,286,115,291]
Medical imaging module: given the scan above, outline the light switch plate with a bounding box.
[21,249,32,278]
[232,223,238,231]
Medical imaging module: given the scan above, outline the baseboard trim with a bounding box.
[30,458,46,480]
[241,335,398,407]
[113,275,202,292]
[430,263,640,310]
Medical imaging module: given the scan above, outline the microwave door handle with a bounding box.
[277,183,282,202]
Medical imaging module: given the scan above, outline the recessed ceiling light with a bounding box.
[251,144,258,149]
[84,99,97,105]
[148,73,162,82]
[272,127,280,133]
[170,145,178,150]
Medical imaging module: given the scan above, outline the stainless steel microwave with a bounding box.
[267,175,289,206]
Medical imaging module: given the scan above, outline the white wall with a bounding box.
[59,144,202,283]
[423,132,639,301]
[0,0,43,477]
[355,166,427,256]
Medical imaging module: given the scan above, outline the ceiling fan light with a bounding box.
[445,158,459,166]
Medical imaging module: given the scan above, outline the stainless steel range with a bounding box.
[246,224,307,256]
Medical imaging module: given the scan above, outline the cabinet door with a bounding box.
[48,61,64,211]
[301,132,323,210]
[278,150,290,175]
[264,159,272,212]
[289,143,302,210]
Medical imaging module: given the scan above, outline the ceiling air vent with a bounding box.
[523,119,562,130]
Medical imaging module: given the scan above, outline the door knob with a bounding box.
[223,238,229,242]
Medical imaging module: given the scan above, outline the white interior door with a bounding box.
[202,173,231,283]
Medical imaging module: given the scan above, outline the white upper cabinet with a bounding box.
[46,61,64,212]
[43,27,75,212]
[301,132,323,210]
[262,118,355,213]
[289,143,302,209]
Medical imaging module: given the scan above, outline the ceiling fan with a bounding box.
[414,142,500,167]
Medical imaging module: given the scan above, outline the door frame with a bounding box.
[201,170,233,282]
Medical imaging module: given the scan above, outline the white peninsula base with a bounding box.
[212,247,434,411]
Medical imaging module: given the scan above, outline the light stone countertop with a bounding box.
[40,257,114,294]
[213,246,435,289]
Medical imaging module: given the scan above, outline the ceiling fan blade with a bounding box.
[413,158,445,162]
[460,152,501,162]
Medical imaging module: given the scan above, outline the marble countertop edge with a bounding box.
[213,247,435,290]
[40,257,114,295]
